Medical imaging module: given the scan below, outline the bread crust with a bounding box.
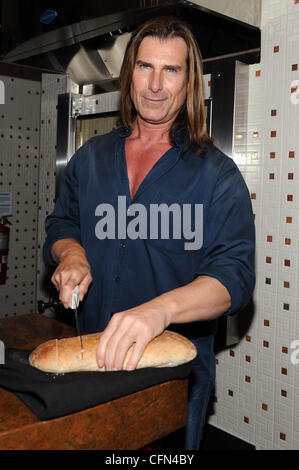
[29,330,197,374]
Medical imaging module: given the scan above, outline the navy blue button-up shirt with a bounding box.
[43,127,255,336]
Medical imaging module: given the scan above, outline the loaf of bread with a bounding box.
[29,330,197,374]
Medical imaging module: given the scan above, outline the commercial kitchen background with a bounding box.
[0,0,299,450]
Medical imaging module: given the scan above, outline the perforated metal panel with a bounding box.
[36,73,71,310]
[0,73,41,318]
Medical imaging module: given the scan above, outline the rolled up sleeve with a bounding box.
[194,160,255,315]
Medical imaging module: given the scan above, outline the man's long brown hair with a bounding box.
[119,16,213,154]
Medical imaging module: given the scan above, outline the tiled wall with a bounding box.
[209,0,299,450]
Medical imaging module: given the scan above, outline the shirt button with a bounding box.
[115,276,120,283]
[120,242,126,248]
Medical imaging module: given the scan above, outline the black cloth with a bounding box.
[0,348,192,421]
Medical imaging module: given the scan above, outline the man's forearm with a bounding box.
[50,238,87,264]
[152,275,231,327]
[96,275,231,371]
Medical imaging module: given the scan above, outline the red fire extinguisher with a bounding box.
[0,218,10,285]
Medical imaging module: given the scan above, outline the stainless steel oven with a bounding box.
[55,90,121,198]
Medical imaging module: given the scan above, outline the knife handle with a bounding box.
[70,285,80,310]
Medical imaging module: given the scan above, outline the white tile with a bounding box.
[206,0,299,450]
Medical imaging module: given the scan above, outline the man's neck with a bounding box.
[130,116,173,146]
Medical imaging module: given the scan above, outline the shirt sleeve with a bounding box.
[194,158,255,315]
[43,148,82,266]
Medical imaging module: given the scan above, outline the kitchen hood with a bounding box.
[0,0,260,91]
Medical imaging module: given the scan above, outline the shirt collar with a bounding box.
[118,126,132,138]
[118,126,188,150]
[172,128,188,150]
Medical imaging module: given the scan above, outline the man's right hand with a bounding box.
[50,238,93,309]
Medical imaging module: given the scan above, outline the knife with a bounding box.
[70,285,84,360]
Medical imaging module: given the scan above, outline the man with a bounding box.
[44,17,255,449]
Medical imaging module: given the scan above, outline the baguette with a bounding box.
[29,330,197,374]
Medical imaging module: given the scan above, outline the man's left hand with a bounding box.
[95,275,231,371]
[96,302,170,371]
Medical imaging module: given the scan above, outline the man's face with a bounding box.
[130,36,188,126]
